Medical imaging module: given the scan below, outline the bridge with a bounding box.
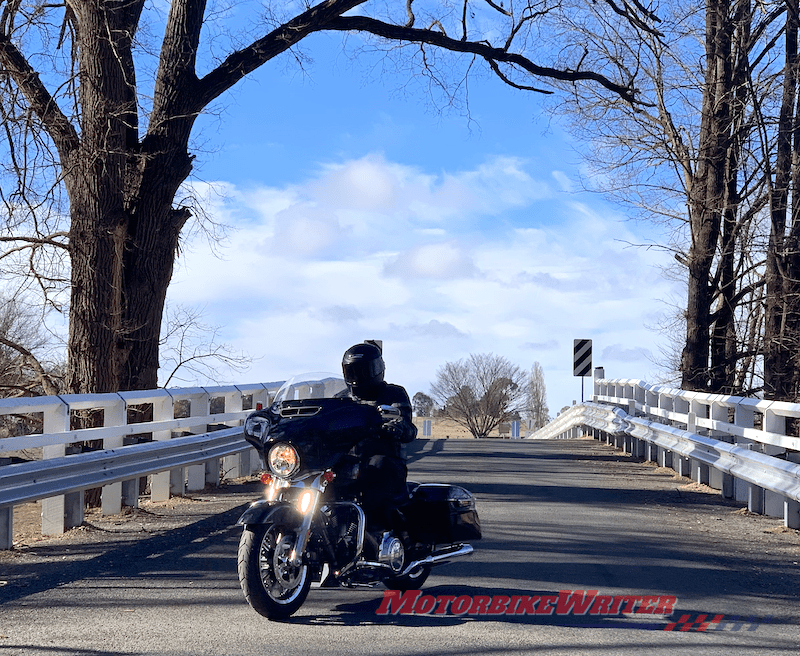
[3,370,800,545]
[1,374,799,653]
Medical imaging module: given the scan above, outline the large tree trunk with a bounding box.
[764,0,800,401]
[709,1,751,395]
[65,1,141,394]
[682,0,729,391]
[64,0,193,394]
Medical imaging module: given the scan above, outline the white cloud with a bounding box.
[388,319,469,340]
[384,243,478,279]
[167,152,678,408]
[602,344,653,363]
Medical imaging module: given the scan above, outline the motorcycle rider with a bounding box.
[340,341,417,531]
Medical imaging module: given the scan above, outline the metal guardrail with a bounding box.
[530,374,800,529]
[0,382,282,549]
[0,428,247,508]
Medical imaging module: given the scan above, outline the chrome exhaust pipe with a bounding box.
[399,543,474,577]
[338,543,475,581]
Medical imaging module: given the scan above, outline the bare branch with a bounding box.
[325,15,638,103]
[0,29,79,160]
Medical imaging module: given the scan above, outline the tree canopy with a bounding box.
[430,352,526,437]
[0,0,655,394]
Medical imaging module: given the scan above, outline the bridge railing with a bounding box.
[0,383,282,549]
[530,370,800,528]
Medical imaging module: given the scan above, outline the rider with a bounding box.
[341,341,417,531]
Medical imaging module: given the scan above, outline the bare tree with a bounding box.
[158,304,252,388]
[430,353,525,438]
[0,293,62,398]
[0,0,657,395]
[554,0,786,397]
[524,361,549,429]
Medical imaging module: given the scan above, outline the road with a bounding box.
[1,437,799,655]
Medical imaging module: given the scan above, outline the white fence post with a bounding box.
[221,388,247,479]
[187,390,211,491]
[41,399,76,536]
[593,367,605,401]
[763,408,788,520]
[150,391,178,502]
[101,397,126,516]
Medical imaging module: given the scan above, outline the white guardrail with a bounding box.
[529,372,800,529]
[0,383,283,549]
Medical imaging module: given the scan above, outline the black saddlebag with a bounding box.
[403,483,481,544]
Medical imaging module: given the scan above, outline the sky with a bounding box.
[163,30,682,414]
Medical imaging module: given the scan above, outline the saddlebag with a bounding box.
[403,483,482,544]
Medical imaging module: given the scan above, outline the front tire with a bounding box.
[238,524,311,620]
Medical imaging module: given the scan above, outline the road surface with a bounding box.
[1,437,798,655]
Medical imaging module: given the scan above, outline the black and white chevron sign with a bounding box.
[573,339,592,377]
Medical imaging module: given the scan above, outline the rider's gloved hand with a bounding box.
[380,419,403,439]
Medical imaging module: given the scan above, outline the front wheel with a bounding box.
[238,524,311,620]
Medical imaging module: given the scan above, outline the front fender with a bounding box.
[237,500,301,527]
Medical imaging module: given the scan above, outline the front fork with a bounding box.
[262,471,331,567]
[289,488,319,566]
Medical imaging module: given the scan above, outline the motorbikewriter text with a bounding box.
[376,589,677,616]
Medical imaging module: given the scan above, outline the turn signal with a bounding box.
[322,470,336,484]
[260,472,273,485]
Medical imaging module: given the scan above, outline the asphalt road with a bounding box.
[1,437,799,656]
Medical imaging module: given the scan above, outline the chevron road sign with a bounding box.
[573,339,592,377]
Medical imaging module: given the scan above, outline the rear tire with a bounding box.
[238,524,311,620]
[383,565,431,591]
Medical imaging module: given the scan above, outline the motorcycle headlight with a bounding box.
[244,415,270,439]
[268,443,300,478]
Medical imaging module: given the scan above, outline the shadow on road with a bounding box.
[0,503,247,606]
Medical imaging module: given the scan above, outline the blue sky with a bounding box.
[165,31,681,413]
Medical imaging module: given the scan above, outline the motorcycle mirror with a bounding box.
[378,404,401,417]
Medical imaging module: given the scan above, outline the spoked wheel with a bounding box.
[238,524,311,620]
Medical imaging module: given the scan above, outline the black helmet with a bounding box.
[342,342,385,397]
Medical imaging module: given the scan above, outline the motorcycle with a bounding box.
[236,373,481,620]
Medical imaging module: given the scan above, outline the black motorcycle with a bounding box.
[237,373,481,620]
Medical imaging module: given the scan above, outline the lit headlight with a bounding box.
[268,443,300,478]
[245,415,270,439]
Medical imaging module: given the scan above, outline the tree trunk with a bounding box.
[64,1,195,394]
[764,0,799,401]
[681,0,734,392]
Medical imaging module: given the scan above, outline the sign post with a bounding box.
[573,339,592,402]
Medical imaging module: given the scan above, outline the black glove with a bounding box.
[380,419,403,439]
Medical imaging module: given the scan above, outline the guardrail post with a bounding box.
[222,388,253,478]
[151,394,180,502]
[0,507,10,550]
[686,411,709,484]
[675,454,691,478]
[748,482,765,514]
[186,391,211,491]
[710,401,744,498]
[645,440,657,462]
[786,451,800,529]
[785,498,800,529]
[41,400,80,536]
[101,399,126,516]
[762,409,785,518]
[593,367,604,401]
